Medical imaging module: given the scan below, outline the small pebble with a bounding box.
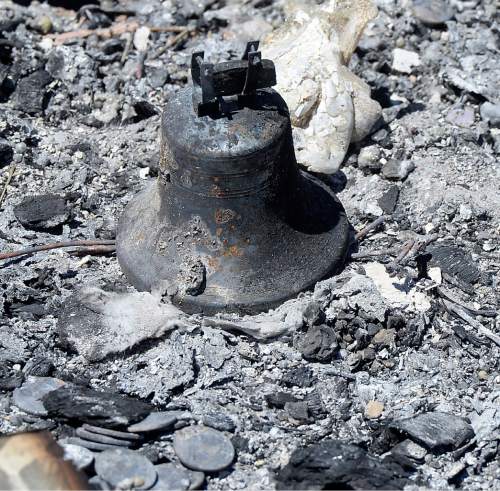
[15,142,27,154]
[446,107,475,128]
[94,448,157,490]
[173,426,235,472]
[36,15,53,34]
[357,145,382,171]
[480,102,500,127]
[201,412,236,432]
[478,370,488,380]
[392,48,421,74]
[382,159,415,180]
[364,400,384,419]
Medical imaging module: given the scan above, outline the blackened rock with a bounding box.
[46,50,65,79]
[390,439,427,469]
[202,412,236,432]
[42,385,152,428]
[389,412,474,454]
[302,301,324,326]
[304,391,326,418]
[12,70,52,115]
[281,366,315,388]
[428,245,480,285]
[0,139,13,168]
[265,392,299,409]
[23,357,54,377]
[285,401,309,421]
[381,159,415,181]
[297,325,338,362]
[276,439,409,490]
[378,185,400,214]
[14,194,70,231]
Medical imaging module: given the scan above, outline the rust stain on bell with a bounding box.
[116,41,350,314]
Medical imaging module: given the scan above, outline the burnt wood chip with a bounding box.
[14,194,70,232]
[42,385,152,428]
[428,244,480,285]
[276,439,410,490]
[12,69,52,115]
[297,325,338,362]
[389,411,475,454]
[0,139,13,168]
[265,392,299,409]
[281,366,316,388]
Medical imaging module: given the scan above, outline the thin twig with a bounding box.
[153,29,192,59]
[350,247,399,260]
[437,287,497,318]
[48,21,139,45]
[69,244,117,256]
[391,239,415,266]
[150,26,191,33]
[355,215,387,242]
[0,240,116,261]
[0,163,16,209]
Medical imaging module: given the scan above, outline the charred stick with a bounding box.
[69,245,117,256]
[350,247,399,260]
[49,21,139,45]
[442,298,500,347]
[355,215,387,242]
[0,240,116,261]
[392,239,415,266]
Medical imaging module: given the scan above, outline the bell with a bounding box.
[117,42,350,315]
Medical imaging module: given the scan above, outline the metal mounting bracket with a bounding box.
[191,40,276,117]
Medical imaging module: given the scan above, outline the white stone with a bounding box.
[428,267,442,284]
[392,48,421,74]
[133,26,151,52]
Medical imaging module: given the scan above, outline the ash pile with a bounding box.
[0,0,499,490]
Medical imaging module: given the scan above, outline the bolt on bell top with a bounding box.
[116,41,350,314]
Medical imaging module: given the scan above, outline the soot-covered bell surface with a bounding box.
[117,42,350,314]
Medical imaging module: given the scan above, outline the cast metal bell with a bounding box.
[117,42,350,314]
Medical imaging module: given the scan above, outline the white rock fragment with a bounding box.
[133,26,151,52]
[262,0,381,174]
[364,262,431,312]
[428,267,442,285]
[392,48,421,74]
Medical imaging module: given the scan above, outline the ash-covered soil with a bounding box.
[0,0,499,490]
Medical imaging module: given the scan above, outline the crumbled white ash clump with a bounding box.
[262,0,382,173]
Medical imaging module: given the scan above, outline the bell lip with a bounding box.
[116,172,351,316]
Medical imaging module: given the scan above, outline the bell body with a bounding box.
[117,88,350,314]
